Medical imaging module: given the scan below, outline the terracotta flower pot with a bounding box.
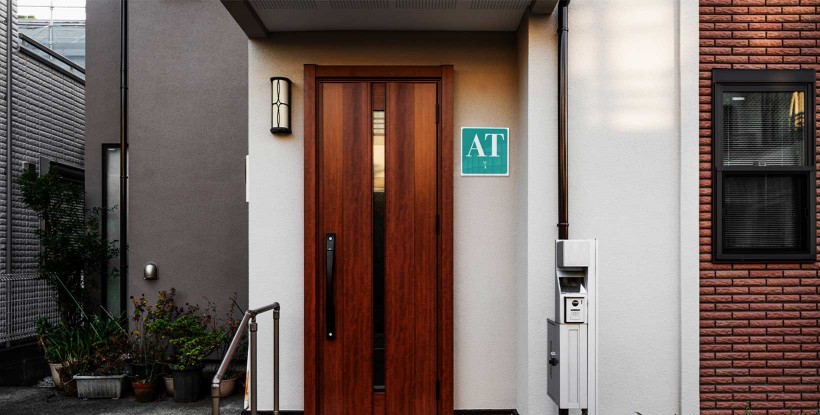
[132,380,157,403]
[48,363,62,388]
[218,377,237,398]
[163,375,174,396]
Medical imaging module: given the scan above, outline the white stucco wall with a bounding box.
[525,0,698,413]
[248,32,521,411]
[247,0,700,412]
[517,12,559,415]
[517,0,699,413]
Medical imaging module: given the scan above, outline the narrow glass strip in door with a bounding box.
[373,110,386,392]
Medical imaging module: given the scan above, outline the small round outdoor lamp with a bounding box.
[270,77,292,135]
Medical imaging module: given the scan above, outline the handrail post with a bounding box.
[211,302,278,415]
[273,307,280,415]
[211,376,221,415]
[250,316,258,415]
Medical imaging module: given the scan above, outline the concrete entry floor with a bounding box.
[0,387,244,415]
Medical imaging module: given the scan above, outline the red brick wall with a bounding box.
[700,1,820,414]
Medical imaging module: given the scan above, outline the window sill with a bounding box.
[712,253,817,263]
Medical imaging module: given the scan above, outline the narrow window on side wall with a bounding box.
[713,69,816,261]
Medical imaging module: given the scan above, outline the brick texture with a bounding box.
[701,1,820,414]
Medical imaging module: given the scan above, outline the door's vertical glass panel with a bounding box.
[722,91,806,167]
[103,146,124,315]
[373,110,386,392]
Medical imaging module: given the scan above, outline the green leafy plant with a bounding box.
[166,314,226,370]
[133,291,239,372]
[129,289,185,381]
[81,315,130,376]
[212,292,247,362]
[18,169,120,327]
[35,317,70,364]
[37,314,128,395]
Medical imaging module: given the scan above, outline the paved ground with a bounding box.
[0,386,245,415]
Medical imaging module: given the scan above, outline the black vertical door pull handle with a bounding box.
[326,233,336,340]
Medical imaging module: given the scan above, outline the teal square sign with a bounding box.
[461,127,509,176]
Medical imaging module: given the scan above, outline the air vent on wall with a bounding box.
[470,0,530,10]
[251,0,318,10]
[396,0,457,9]
[330,0,389,8]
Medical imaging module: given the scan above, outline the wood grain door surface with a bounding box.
[316,81,439,415]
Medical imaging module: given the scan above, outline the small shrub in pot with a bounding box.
[165,313,226,402]
[70,315,129,399]
[35,318,70,389]
[128,290,182,402]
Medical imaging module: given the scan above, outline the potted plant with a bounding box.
[35,318,69,389]
[128,290,182,402]
[20,169,120,394]
[210,293,246,398]
[218,369,240,398]
[36,316,95,397]
[205,368,241,398]
[56,334,90,397]
[165,312,225,403]
[163,373,175,397]
[140,289,187,396]
[131,375,158,403]
[129,349,160,402]
[72,315,129,399]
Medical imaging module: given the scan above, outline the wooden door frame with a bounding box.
[304,65,454,415]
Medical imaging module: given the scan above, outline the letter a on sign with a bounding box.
[461,127,509,176]
[466,134,486,158]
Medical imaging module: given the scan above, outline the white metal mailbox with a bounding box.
[547,320,588,409]
[548,239,597,414]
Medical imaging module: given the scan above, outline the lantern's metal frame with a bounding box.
[270,77,292,134]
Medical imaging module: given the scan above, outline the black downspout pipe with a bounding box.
[557,0,570,240]
[119,0,128,310]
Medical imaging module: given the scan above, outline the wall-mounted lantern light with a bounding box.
[270,77,292,135]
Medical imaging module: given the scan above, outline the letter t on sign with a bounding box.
[461,127,509,176]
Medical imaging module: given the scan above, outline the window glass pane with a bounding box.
[19,0,86,67]
[722,91,806,167]
[104,147,125,315]
[372,110,385,392]
[723,174,805,251]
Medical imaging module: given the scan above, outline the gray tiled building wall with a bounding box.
[0,0,84,346]
[1,0,85,277]
[0,1,10,274]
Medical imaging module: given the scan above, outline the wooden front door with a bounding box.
[305,66,454,415]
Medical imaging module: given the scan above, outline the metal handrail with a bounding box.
[212,302,280,415]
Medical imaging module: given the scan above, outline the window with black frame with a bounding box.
[713,69,816,261]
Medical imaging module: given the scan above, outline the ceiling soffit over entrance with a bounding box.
[222,0,558,38]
